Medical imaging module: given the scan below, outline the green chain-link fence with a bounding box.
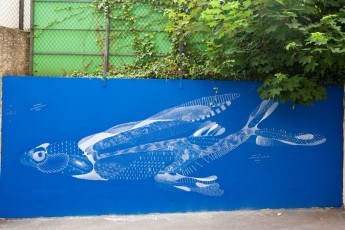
[31,0,172,76]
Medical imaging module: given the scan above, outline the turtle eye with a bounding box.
[32,150,46,162]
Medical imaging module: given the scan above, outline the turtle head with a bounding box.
[21,142,71,174]
[21,143,50,168]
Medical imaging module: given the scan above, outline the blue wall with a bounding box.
[0,76,343,218]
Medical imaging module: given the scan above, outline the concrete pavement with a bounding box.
[1,208,345,230]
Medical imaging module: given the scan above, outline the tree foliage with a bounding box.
[156,0,345,105]
[82,0,345,105]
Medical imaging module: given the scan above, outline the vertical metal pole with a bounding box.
[19,0,24,30]
[29,0,34,76]
[178,31,184,89]
[343,85,345,207]
[103,0,110,88]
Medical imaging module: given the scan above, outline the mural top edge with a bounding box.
[2,76,264,84]
[3,76,344,90]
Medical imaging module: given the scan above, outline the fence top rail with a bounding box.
[34,0,156,3]
[33,52,170,57]
[35,0,94,3]
[33,28,166,32]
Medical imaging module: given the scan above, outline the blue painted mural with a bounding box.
[0,76,343,217]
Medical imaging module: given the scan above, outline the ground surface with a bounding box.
[1,208,345,230]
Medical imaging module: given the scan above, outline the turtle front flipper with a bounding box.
[85,151,176,180]
[149,93,240,121]
[72,169,108,181]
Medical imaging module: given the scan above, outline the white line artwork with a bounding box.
[21,94,326,196]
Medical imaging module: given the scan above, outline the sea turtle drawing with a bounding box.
[21,94,326,196]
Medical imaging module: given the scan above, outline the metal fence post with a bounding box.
[19,0,24,30]
[102,0,110,87]
[29,0,34,76]
[179,38,183,89]
[178,28,184,89]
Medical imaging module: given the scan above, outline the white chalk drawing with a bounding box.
[21,94,326,196]
[248,154,270,164]
[5,105,16,116]
[30,103,47,112]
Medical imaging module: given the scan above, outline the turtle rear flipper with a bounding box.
[154,172,224,196]
[254,128,326,146]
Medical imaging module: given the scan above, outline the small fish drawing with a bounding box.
[21,94,325,196]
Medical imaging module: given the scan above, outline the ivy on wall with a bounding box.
[70,0,211,80]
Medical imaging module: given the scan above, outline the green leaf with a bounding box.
[320,14,338,23]
[210,0,221,8]
[307,32,329,45]
[190,7,202,18]
[274,73,287,81]
[299,56,313,65]
[268,88,283,97]
[243,0,251,8]
[304,62,318,72]
[208,21,218,27]
[286,20,301,29]
[222,1,240,11]
[265,25,278,34]
[285,41,301,50]
[329,47,345,53]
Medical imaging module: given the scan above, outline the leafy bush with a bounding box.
[158,0,345,105]
[80,0,345,105]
